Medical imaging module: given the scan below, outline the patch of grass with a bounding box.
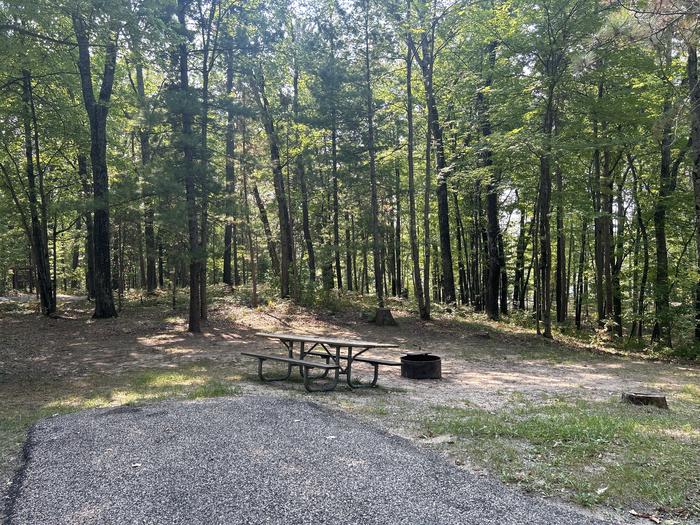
[132,369,205,388]
[680,384,700,402]
[187,380,240,399]
[361,403,391,416]
[422,397,700,517]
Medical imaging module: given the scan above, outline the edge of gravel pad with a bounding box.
[2,394,611,524]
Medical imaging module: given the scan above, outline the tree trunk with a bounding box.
[555,166,566,322]
[254,71,293,298]
[424,73,455,304]
[363,0,383,308]
[423,116,432,318]
[352,215,359,291]
[241,115,257,307]
[471,181,483,310]
[592,80,606,328]
[498,233,508,314]
[612,177,626,337]
[71,215,80,289]
[292,56,316,284]
[454,194,468,305]
[484,170,500,319]
[689,44,700,341]
[158,241,164,288]
[513,200,527,309]
[223,48,236,287]
[20,70,54,315]
[133,55,157,295]
[575,219,587,329]
[411,28,455,304]
[345,211,353,291]
[78,156,95,300]
[137,221,146,288]
[477,41,500,320]
[299,160,316,283]
[538,82,555,339]
[395,165,402,295]
[332,117,342,289]
[73,12,118,318]
[406,24,426,318]
[198,4,218,321]
[253,184,280,275]
[602,147,614,328]
[388,198,397,296]
[652,36,674,347]
[177,0,201,332]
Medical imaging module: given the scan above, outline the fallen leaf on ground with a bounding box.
[629,510,661,523]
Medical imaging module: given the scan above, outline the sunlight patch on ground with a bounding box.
[137,334,185,346]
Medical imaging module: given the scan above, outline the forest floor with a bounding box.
[1,286,699,524]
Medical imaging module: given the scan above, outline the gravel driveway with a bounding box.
[5,396,608,524]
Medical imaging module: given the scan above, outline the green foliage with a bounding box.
[1,0,699,349]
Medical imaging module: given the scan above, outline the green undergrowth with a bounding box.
[422,394,700,518]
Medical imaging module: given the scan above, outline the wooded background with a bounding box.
[1,0,698,356]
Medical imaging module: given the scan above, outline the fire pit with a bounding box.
[400,353,441,379]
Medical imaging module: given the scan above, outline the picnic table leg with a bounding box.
[302,364,339,392]
[346,347,380,389]
[302,345,340,392]
[286,340,294,379]
[256,357,293,382]
[346,346,353,387]
[298,341,332,380]
[298,341,305,377]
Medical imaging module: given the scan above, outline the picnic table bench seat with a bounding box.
[303,351,400,388]
[304,350,400,367]
[241,352,340,392]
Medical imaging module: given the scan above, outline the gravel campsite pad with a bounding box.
[5,396,606,525]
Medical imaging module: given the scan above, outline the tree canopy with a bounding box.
[1,0,699,356]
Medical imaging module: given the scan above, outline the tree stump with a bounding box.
[372,307,397,326]
[621,392,668,409]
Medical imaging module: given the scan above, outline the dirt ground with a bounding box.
[2,294,696,408]
[1,292,699,523]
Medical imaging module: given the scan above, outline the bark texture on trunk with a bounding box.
[629,155,648,338]
[177,0,201,332]
[73,12,118,318]
[223,48,236,287]
[538,80,555,339]
[363,0,384,308]
[254,72,293,298]
[689,44,700,341]
[410,28,455,304]
[406,29,426,318]
[652,37,674,347]
[292,57,316,284]
[19,70,55,315]
[133,58,157,294]
[253,184,281,276]
[479,41,500,320]
[555,166,566,322]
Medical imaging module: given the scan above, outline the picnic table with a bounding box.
[242,332,400,392]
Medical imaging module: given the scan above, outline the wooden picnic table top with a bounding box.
[255,332,399,349]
